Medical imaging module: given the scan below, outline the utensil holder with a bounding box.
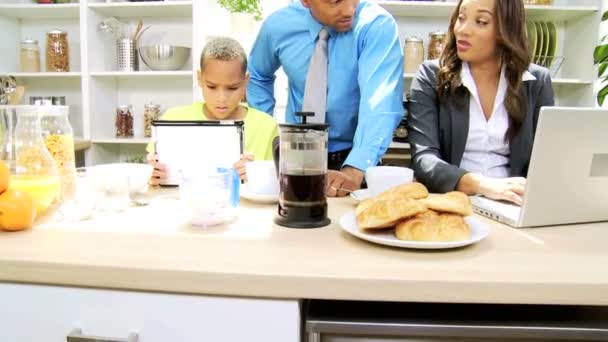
[117,38,138,72]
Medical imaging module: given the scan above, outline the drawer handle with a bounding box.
[66,328,138,342]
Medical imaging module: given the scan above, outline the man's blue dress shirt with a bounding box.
[247,0,404,171]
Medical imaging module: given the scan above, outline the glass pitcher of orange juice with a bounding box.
[0,105,60,215]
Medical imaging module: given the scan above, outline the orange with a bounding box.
[0,161,9,194]
[0,188,37,232]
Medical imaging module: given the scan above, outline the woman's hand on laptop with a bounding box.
[234,153,254,181]
[478,176,527,206]
[147,153,168,186]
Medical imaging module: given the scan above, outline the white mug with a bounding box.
[365,166,414,197]
[245,160,279,195]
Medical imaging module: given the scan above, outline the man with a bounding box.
[247,0,404,197]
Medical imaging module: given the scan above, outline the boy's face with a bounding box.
[197,58,249,120]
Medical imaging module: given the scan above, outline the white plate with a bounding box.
[240,187,279,204]
[350,189,372,202]
[339,210,489,249]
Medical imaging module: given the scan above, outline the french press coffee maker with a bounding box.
[274,112,331,228]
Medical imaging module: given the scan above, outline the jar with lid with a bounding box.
[115,105,134,137]
[40,105,77,202]
[143,103,161,138]
[404,36,424,73]
[20,39,41,73]
[46,30,70,72]
[428,31,447,60]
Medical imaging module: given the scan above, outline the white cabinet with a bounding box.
[0,282,300,342]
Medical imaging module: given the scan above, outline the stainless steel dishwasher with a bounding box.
[304,300,608,342]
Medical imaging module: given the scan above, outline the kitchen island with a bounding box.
[0,189,607,341]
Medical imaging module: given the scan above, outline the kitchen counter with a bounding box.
[0,189,607,306]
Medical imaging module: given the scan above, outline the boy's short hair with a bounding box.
[200,36,247,74]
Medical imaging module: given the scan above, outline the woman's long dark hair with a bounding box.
[437,0,530,142]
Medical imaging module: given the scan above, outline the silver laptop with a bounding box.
[471,106,608,227]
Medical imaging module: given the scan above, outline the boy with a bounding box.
[147,36,278,185]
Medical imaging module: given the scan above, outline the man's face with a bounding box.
[302,0,359,32]
[197,59,248,120]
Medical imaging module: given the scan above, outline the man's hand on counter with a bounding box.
[327,166,364,197]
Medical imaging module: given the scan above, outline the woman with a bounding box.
[408,0,554,205]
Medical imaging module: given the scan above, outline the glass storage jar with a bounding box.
[404,36,424,73]
[143,103,161,138]
[20,39,41,73]
[40,105,77,202]
[115,105,134,137]
[428,31,447,60]
[46,30,70,72]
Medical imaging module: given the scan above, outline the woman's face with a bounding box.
[453,0,499,65]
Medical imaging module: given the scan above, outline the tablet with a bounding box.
[152,120,244,185]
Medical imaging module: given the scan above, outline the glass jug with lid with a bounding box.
[0,105,60,215]
[274,112,331,228]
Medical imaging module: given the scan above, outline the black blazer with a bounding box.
[408,60,555,193]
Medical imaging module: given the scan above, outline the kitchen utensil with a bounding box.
[274,111,331,228]
[178,166,239,228]
[135,25,150,41]
[138,45,191,71]
[0,105,61,215]
[117,39,138,72]
[99,17,126,40]
[8,86,25,105]
[2,76,16,95]
[132,19,142,40]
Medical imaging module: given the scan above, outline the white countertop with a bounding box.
[0,189,607,305]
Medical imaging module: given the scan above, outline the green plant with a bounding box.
[594,10,608,106]
[218,0,263,21]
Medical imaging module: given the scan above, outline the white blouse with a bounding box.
[459,62,536,178]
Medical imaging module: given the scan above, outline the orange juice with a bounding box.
[9,174,60,214]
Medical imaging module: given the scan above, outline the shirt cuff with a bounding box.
[343,147,379,172]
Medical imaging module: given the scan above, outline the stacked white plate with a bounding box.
[526,20,558,68]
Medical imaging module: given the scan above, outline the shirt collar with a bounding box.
[306,10,337,41]
[460,62,537,113]
[460,61,536,86]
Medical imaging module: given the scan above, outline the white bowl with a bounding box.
[87,163,153,195]
[365,166,414,197]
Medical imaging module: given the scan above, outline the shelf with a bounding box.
[0,3,80,19]
[90,71,192,78]
[10,72,82,79]
[375,1,599,21]
[552,78,593,86]
[88,1,192,18]
[92,138,150,144]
